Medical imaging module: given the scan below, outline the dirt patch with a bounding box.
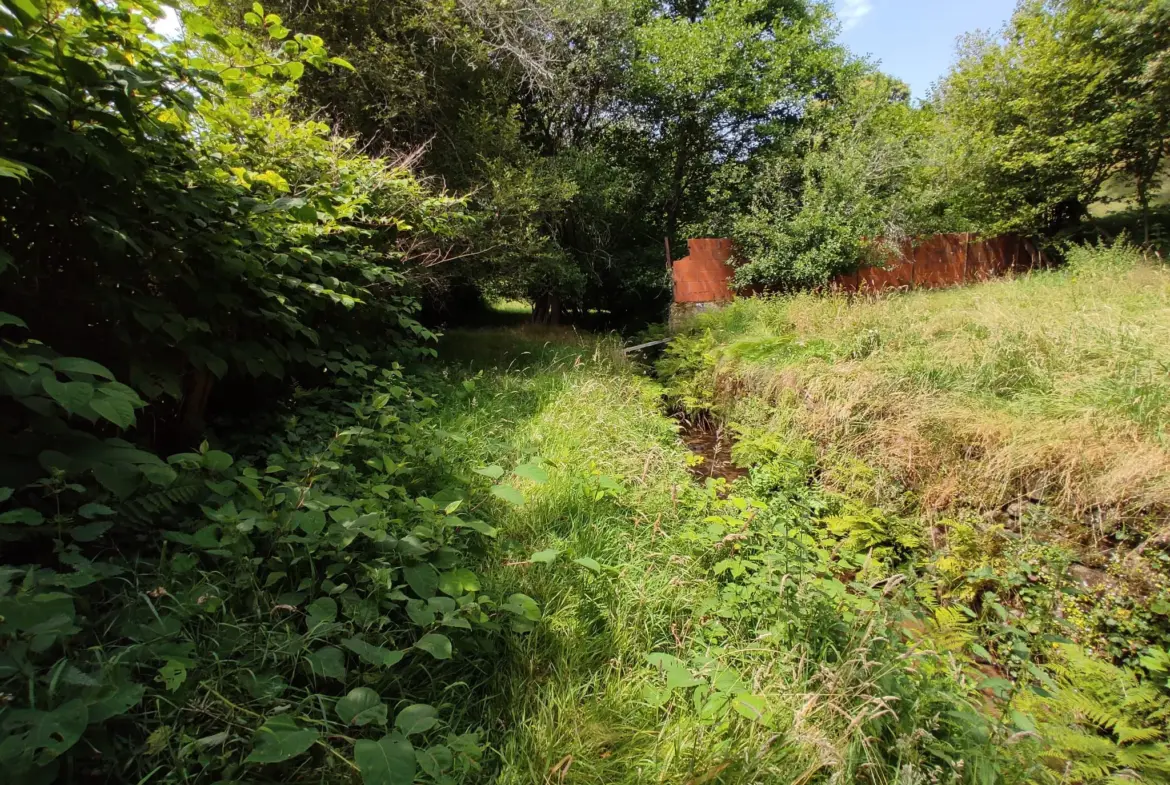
[674,410,748,484]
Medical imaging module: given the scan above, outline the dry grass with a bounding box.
[679,245,1170,528]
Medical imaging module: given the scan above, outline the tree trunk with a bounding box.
[1136,171,1150,245]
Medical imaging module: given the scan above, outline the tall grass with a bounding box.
[431,326,1023,784]
[665,245,1170,525]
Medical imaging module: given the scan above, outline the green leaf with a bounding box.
[53,357,115,379]
[394,703,438,735]
[0,0,43,27]
[413,633,451,660]
[78,503,114,519]
[158,660,187,692]
[0,312,27,329]
[501,593,540,621]
[205,479,236,496]
[490,484,525,506]
[977,677,1014,698]
[473,465,504,480]
[529,549,560,564]
[731,693,769,724]
[42,377,93,413]
[90,394,136,428]
[328,55,356,71]
[402,564,438,599]
[285,61,304,80]
[573,557,601,574]
[513,462,549,485]
[0,700,87,769]
[245,715,319,764]
[336,687,387,727]
[87,682,145,723]
[455,519,498,538]
[969,643,994,662]
[343,637,405,668]
[437,568,480,597]
[203,450,233,471]
[354,733,415,785]
[0,507,43,525]
[307,646,347,681]
[70,521,112,542]
[306,597,338,629]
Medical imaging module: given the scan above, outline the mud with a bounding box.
[674,410,748,484]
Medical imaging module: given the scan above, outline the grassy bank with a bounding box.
[430,327,1046,784]
[655,244,1170,782]
[663,243,1170,523]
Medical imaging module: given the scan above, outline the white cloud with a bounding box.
[837,0,874,30]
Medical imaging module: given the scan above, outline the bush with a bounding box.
[0,2,529,782]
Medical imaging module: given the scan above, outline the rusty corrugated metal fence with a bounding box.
[671,234,1043,303]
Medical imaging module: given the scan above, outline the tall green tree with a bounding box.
[932,0,1170,240]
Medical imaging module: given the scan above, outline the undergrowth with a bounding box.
[656,244,1170,783]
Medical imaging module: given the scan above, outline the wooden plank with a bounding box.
[623,339,672,354]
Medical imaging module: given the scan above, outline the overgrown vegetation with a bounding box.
[3,0,1170,782]
[660,245,1170,782]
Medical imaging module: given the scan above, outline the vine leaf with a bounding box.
[354,733,416,785]
[413,633,451,660]
[490,484,525,506]
[343,637,405,669]
[245,715,319,763]
[336,687,387,727]
[394,703,438,735]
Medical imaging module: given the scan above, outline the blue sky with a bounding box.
[834,0,1018,99]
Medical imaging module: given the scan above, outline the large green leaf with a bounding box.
[472,465,504,480]
[0,0,42,27]
[41,377,93,413]
[307,646,347,681]
[86,682,145,723]
[336,687,387,727]
[490,484,525,506]
[529,549,560,564]
[394,703,437,735]
[512,462,549,485]
[305,597,338,629]
[342,637,405,668]
[0,700,87,770]
[354,733,415,785]
[413,633,451,660]
[437,568,480,597]
[731,693,770,724]
[53,357,115,379]
[401,564,438,599]
[245,715,319,764]
[89,394,136,429]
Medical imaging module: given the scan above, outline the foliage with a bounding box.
[931,0,1170,241]
[707,73,961,289]
[0,2,536,783]
[1017,644,1170,783]
[220,0,853,322]
[0,0,470,444]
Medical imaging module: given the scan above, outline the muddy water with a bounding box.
[674,411,748,484]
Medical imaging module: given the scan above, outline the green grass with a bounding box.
[664,243,1170,522]
[428,326,1030,784]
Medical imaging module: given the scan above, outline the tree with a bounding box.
[932,0,1170,241]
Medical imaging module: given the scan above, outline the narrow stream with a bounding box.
[672,409,748,484]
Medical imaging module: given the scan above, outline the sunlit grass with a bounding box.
[676,244,1170,521]
[429,332,997,783]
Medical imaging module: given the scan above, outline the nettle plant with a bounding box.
[0,1,529,783]
[0,317,541,783]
